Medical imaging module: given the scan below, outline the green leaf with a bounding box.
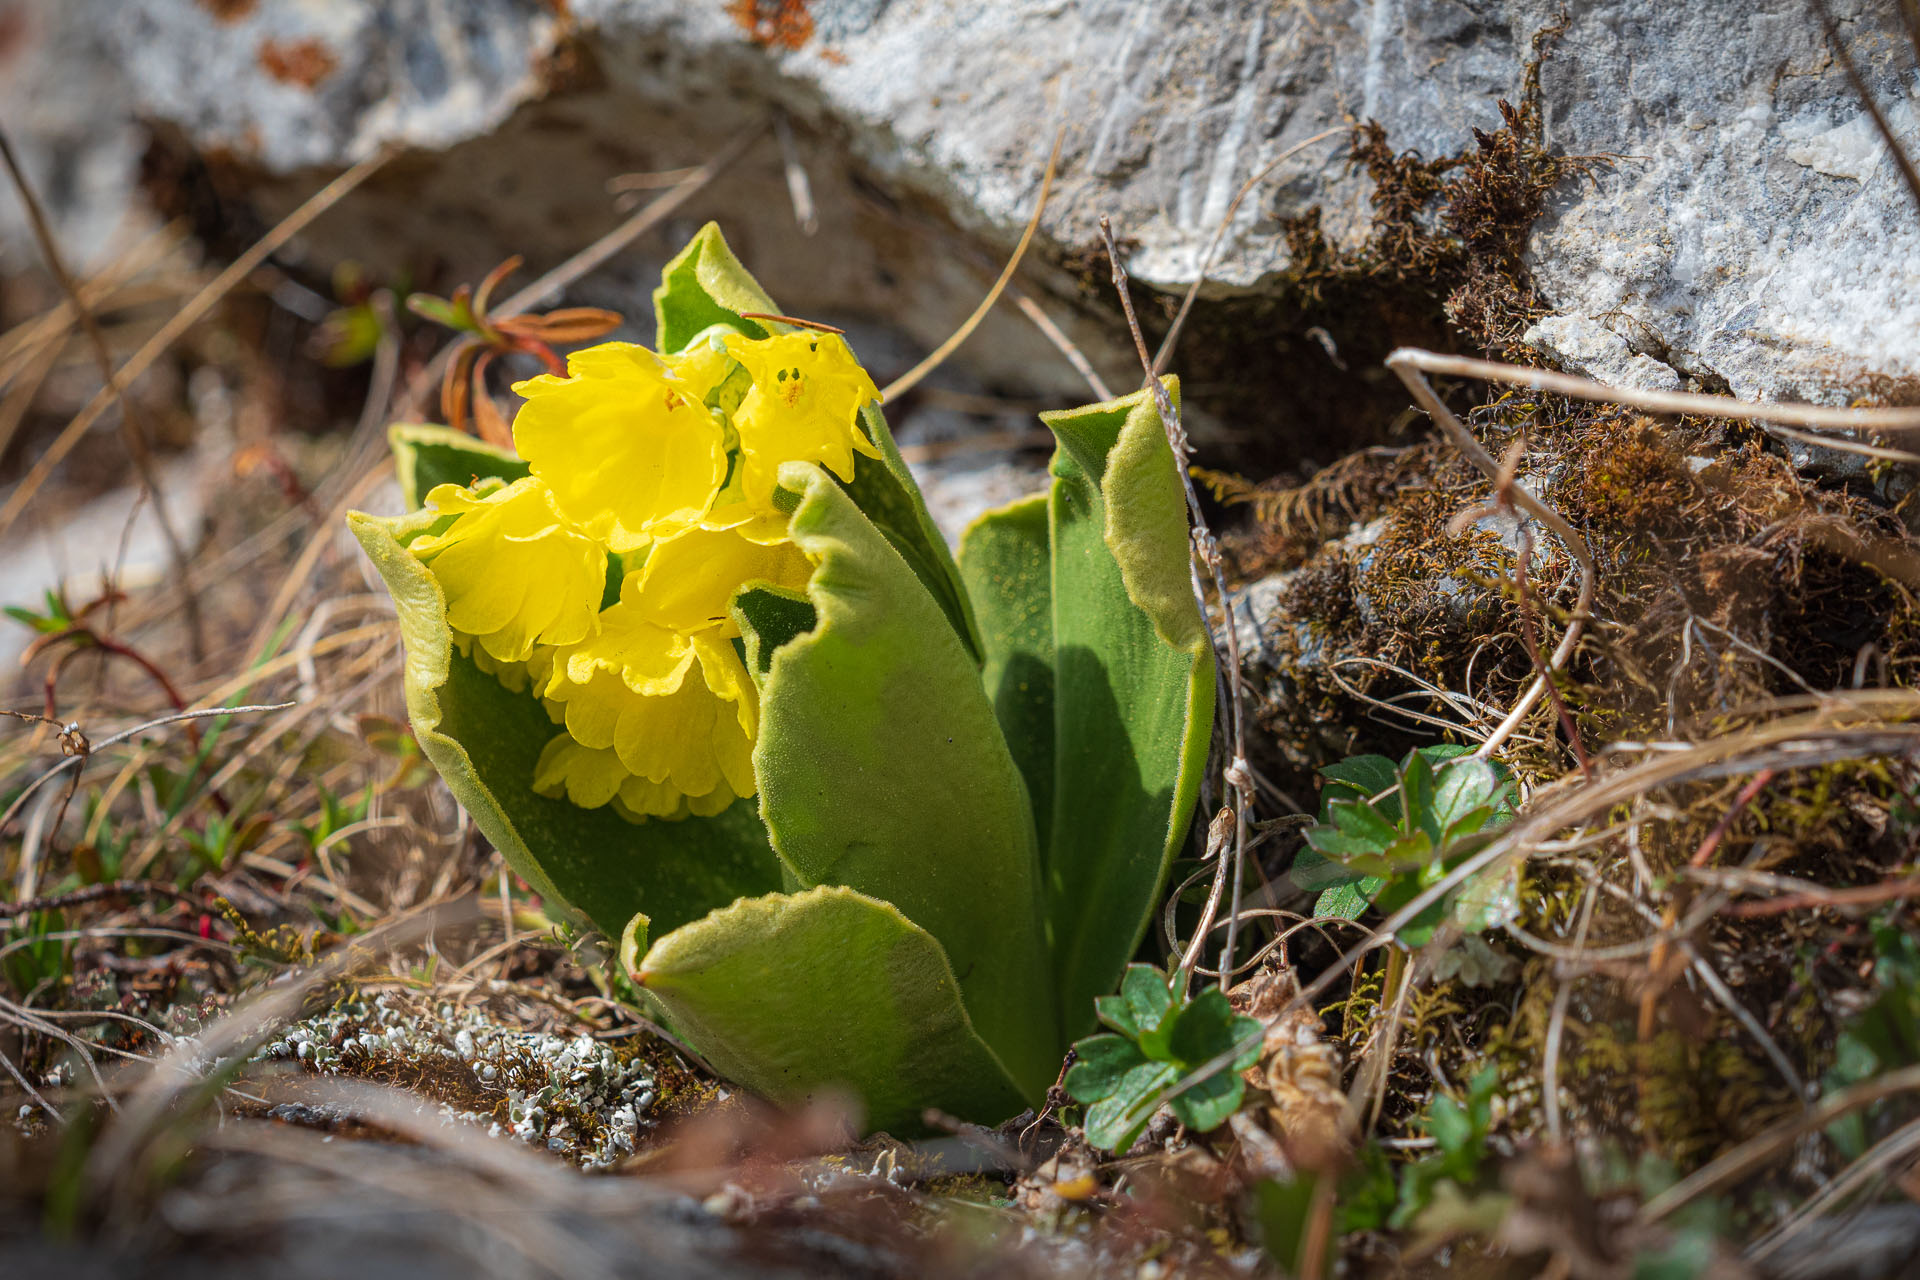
[651,222,777,353]
[840,404,984,663]
[1315,878,1385,921]
[1430,756,1505,840]
[345,511,783,940]
[1080,1059,1179,1153]
[1327,797,1402,850]
[1042,381,1215,1038]
[750,462,1057,1100]
[957,492,1055,849]
[387,423,528,510]
[634,886,1029,1135]
[1319,754,1401,813]
[1064,1033,1150,1100]
[731,585,816,677]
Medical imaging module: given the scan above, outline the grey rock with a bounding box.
[5,0,1917,453]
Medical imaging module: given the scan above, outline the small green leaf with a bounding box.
[1080,1059,1179,1153]
[636,886,1030,1135]
[1319,754,1401,812]
[1063,1032,1150,1099]
[1315,878,1385,921]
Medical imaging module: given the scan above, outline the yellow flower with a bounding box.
[722,331,882,505]
[511,342,728,551]
[411,478,605,665]
[533,735,744,822]
[540,580,760,811]
[636,524,813,636]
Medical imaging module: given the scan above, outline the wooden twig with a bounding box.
[0,127,206,661]
[1096,216,1255,992]
[881,128,1064,402]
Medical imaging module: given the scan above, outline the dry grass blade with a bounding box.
[1386,349,1597,759]
[880,127,1064,402]
[0,144,397,543]
[0,126,206,659]
[80,896,484,1214]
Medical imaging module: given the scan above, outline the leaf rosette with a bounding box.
[351,225,1214,1131]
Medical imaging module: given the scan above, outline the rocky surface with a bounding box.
[2,0,1912,408]
[1,0,1916,606]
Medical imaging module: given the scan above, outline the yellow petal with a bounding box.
[533,734,630,808]
[637,525,814,636]
[510,342,727,552]
[411,477,605,665]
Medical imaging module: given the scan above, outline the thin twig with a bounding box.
[1008,286,1113,401]
[1386,350,1597,759]
[1386,347,1920,433]
[0,145,397,542]
[0,127,206,660]
[1096,216,1254,991]
[881,128,1064,402]
[1152,127,1346,375]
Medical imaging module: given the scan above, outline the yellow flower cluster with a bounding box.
[408,329,881,821]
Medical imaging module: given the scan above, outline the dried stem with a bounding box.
[1096,216,1254,991]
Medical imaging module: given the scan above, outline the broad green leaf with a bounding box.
[634,886,1029,1134]
[957,492,1055,847]
[748,462,1057,1099]
[346,512,782,939]
[651,221,777,353]
[841,404,984,662]
[1042,381,1215,1038]
[388,423,528,509]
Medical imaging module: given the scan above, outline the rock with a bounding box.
[2,0,1915,513]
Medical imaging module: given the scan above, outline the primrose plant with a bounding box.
[351,225,1214,1131]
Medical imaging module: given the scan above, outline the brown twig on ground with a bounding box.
[0,127,207,661]
[0,144,397,544]
[1095,216,1256,993]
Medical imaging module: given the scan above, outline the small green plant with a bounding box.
[1294,745,1519,943]
[1063,964,1262,1152]
[350,224,1213,1131]
[1824,916,1920,1158]
[1391,1062,1502,1229]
